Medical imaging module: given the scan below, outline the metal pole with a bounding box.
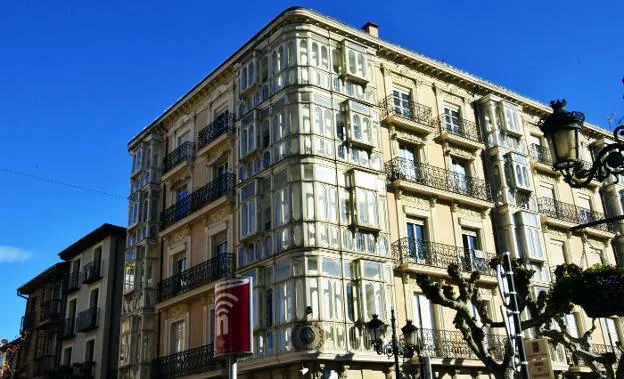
[502,252,529,379]
[390,309,400,379]
[229,356,237,379]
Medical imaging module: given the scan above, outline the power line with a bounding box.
[0,167,126,200]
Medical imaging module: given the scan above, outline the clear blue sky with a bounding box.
[0,1,621,340]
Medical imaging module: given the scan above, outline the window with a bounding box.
[240,182,257,239]
[393,89,412,118]
[444,105,462,133]
[85,339,95,363]
[276,281,293,324]
[346,49,366,79]
[603,318,620,347]
[239,117,256,158]
[170,321,185,353]
[549,240,567,268]
[176,129,190,147]
[172,252,186,276]
[507,152,531,191]
[356,189,379,228]
[63,346,72,366]
[514,212,545,260]
[124,262,136,292]
[501,104,522,133]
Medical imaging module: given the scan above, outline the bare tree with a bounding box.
[415,259,570,379]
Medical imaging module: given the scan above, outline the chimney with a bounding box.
[361,21,379,38]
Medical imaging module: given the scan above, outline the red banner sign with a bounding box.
[214,278,253,358]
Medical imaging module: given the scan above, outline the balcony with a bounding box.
[528,143,556,174]
[61,317,76,339]
[76,307,98,332]
[379,95,433,134]
[391,238,496,277]
[432,115,484,149]
[66,269,81,293]
[20,313,35,334]
[34,355,57,376]
[197,111,234,151]
[163,141,195,175]
[82,259,101,284]
[39,299,62,326]
[160,173,235,230]
[385,158,493,208]
[151,344,224,379]
[417,328,506,360]
[537,197,616,236]
[157,253,235,303]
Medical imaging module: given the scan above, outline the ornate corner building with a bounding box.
[118,7,624,379]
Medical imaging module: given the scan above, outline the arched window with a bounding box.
[299,39,308,65]
[356,53,365,77]
[248,61,254,85]
[241,129,248,155]
[348,51,356,75]
[311,42,319,67]
[272,51,278,76]
[241,67,248,89]
[313,107,322,135]
[323,109,332,138]
[353,114,361,140]
[362,117,371,143]
[321,46,329,70]
[287,41,295,66]
[332,48,340,74]
[278,46,285,71]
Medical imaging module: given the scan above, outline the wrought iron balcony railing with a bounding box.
[432,115,483,143]
[161,173,235,229]
[34,355,57,376]
[61,317,76,339]
[417,328,507,360]
[67,269,81,293]
[529,143,554,166]
[379,95,432,126]
[72,361,95,379]
[391,238,496,275]
[151,344,224,379]
[76,307,98,332]
[198,111,234,149]
[82,259,101,284]
[39,299,62,324]
[385,158,493,202]
[537,197,615,232]
[157,253,235,302]
[163,141,195,174]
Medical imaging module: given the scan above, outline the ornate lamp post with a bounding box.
[365,310,420,379]
[540,99,624,229]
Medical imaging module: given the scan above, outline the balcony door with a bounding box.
[451,158,468,194]
[462,229,486,271]
[412,293,435,354]
[398,143,420,181]
[603,318,620,349]
[406,219,427,262]
[577,195,593,223]
[176,129,191,147]
[174,185,189,220]
[171,320,186,354]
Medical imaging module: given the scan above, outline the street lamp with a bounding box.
[539,99,624,230]
[539,99,624,188]
[365,310,420,379]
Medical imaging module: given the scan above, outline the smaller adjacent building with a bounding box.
[16,262,69,379]
[13,224,125,379]
[57,224,126,379]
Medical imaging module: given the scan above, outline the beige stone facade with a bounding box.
[119,7,624,379]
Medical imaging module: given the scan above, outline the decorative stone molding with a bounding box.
[447,145,473,159]
[395,129,426,145]
[168,225,190,245]
[456,204,482,219]
[167,303,188,319]
[402,194,430,208]
[208,207,229,224]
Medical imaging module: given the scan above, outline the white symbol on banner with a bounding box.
[216,292,239,336]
